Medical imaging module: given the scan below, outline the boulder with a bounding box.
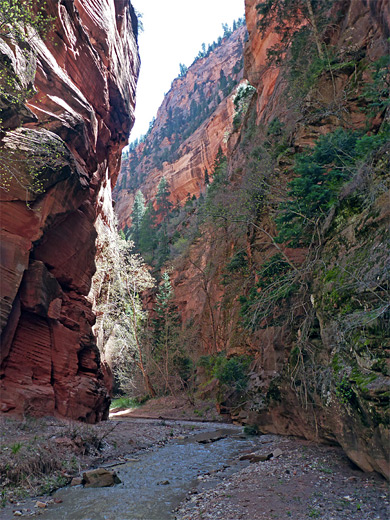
[239,452,272,462]
[83,468,121,488]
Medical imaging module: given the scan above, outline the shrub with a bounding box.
[0,441,63,488]
[226,250,248,273]
[197,354,217,378]
[335,376,355,404]
[213,355,252,391]
[361,55,390,117]
[240,254,297,330]
[0,0,54,43]
[197,353,252,392]
[275,128,366,246]
[173,355,194,384]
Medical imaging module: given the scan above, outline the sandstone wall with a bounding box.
[146,0,389,477]
[222,0,389,477]
[115,26,246,230]
[0,0,139,422]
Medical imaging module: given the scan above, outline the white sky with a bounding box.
[129,0,245,143]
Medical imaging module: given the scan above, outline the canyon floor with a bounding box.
[0,397,388,519]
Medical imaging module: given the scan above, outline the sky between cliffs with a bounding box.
[129,0,245,144]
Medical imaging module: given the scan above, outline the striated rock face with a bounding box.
[244,0,282,122]
[115,26,246,230]
[223,0,390,478]
[233,0,390,479]
[117,0,389,477]
[0,0,139,422]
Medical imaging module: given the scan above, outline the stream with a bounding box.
[37,423,257,520]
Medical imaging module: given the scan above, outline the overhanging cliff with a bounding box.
[0,0,139,422]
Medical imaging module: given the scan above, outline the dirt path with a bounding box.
[110,395,223,423]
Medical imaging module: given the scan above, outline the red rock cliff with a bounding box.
[115,25,246,230]
[120,0,389,478]
[176,0,389,477]
[0,0,139,422]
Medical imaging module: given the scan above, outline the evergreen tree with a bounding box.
[214,145,225,170]
[197,42,207,59]
[129,190,146,249]
[219,70,228,94]
[139,201,157,262]
[179,63,188,77]
[155,176,172,221]
[204,168,210,186]
[222,23,231,39]
[190,99,198,121]
[156,221,170,268]
[184,192,193,209]
[152,271,182,392]
[154,177,174,267]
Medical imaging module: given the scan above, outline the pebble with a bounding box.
[175,436,388,520]
[272,448,283,458]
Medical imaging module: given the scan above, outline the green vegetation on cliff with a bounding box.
[116,22,246,194]
[110,1,389,478]
[275,127,389,246]
[0,1,59,200]
[0,0,54,106]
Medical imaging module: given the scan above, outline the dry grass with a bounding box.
[0,441,65,487]
[0,416,111,505]
[0,399,216,508]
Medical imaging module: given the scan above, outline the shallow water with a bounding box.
[38,426,256,520]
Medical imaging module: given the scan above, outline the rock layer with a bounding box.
[115,26,246,230]
[112,0,389,477]
[237,0,390,479]
[0,0,139,421]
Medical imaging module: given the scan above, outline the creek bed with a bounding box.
[37,424,258,520]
